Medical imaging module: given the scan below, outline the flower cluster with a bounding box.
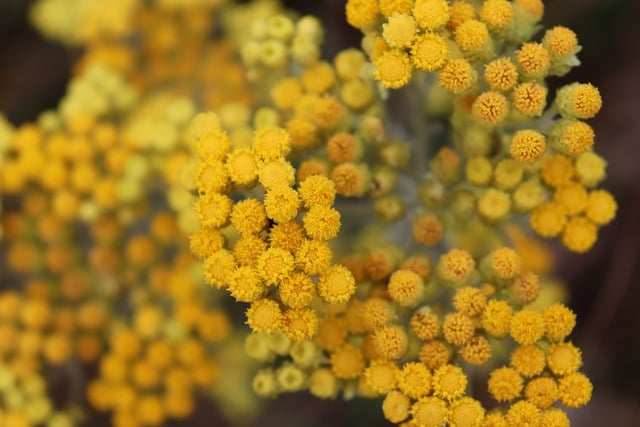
[0,0,615,426]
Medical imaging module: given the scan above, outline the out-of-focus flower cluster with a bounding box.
[0,0,614,426]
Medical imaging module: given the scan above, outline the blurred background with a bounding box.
[2,0,640,425]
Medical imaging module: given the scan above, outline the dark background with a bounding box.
[2,0,640,425]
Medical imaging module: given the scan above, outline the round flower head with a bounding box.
[373,325,408,359]
[230,199,268,235]
[547,342,583,376]
[282,308,318,342]
[326,132,361,163]
[303,205,341,240]
[364,359,399,394]
[562,216,597,253]
[448,1,476,30]
[346,0,380,29]
[450,397,485,427]
[383,13,417,48]
[411,33,448,71]
[419,340,452,370]
[279,272,315,308]
[488,366,523,401]
[540,408,570,427]
[296,239,333,275]
[541,154,575,188]
[510,344,546,377]
[481,0,513,31]
[257,247,295,286]
[551,120,595,156]
[490,247,522,280]
[455,19,491,53]
[412,396,449,427]
[554,182,588,215]
[438,58,477,94]
[271,78,303,111]
[558,372,592,408]
[512,81,548,117]
[459,335,492,365]
[505,400,541,425]
[412,0,450,30]
[313,95,344,129]
[302,62,336,94]
[226,148,258,187]
[396,362,432,399]
[453,287,487,317]
[410,309,440,341]
[413,213,444,246]
[246,299,282,333]
[510,130,546,162]
[388,269,425,307]
[252,126,291,161]
[195,192,232,228]
[530,202,567,238]
[484,57,518,92]
[517,42,550,78]
[513,271,541,304]
[432,364,467,401]
[330,343,365,379]
[196,129,231,162]
[227,266,264,302]
[478,188,511,221]
[374,49,413,89]
[543,304,576,342]
[264,185,300,223]
[317,265,356,304]
[481,299,513,337]
[586,190,617,225]
[575,151,607,187]
[258,159,296,190]
[472,92,509,126]
[556,83,602,119]
[437,248,475,284]
[510,309,545,345]
[442,312,475,346]
[331,162,371,196]
[465,157,492,186]
[543,26,579,57]
[382,390,411,423]
[525,376,558,409]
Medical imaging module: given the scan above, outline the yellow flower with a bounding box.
[543,26,579,57]
[510,309,545,345]
[282,308,318,342]
[411,33,448,71]
[510,344,546,377]
[382,390,411,423]
[455,19,491,53]
[562,216,597,253]
[264,185,300,223]
[558,372,592,408]
[295,239,333,275]
[397,362,432,399]
[472,92,509,126]
[388,269,425,307]
[257,247,295,286]
[547,342,583,376]
[488,366,523,401]
[330,343,365,379]
[303,205,341,240]
[517,42,550,78]
[556,83,602,120]
[317,265,356,304]
[484,57,518,92]
[230,199,268,235]
[442,312,475,346]
[530,202,567,238]
[246,299,282,333]
[480,0,514,31]
[226,147,258,187]
[227,266,264,302]
[459,336,492,365]
[419,340,452,370]
[512,81,548,117]
[432,364,467,401]
[345,0,380,29]
[412,0,450,31]
[374,49,413,89]
[543,304,576,342]
[524,376,558,409]
[372,325,408,359]
[541,154,575,188]
[586,189,617,225]
[510,130,546,163]
[309,368,339,399]
[437,248,475,284]
[481,299,513,338]
[554,182,588,215]
[382,13,417,48]
[438,58,477,94]
[279,272,315,308]
[449,397,485,427]
[490,247,522,280]
[505,400,541,426]
[298,175,336,208]
[411,396,449,427]
[551,120,595,156]
[364,359,399,394]
[258,158,296,190]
